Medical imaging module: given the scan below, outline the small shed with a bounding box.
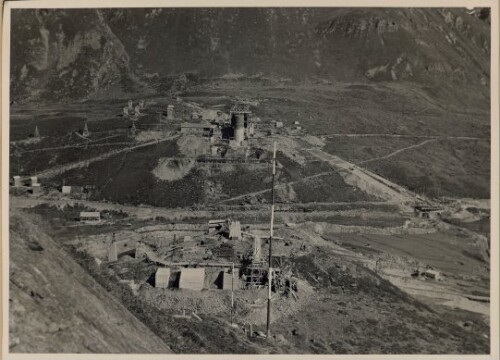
[80,211,101,224]
[155,268,171,288]
[221,270,240,290]
[31,183,41,195]
[13,176,21,187]
[62,186,84,197]
[424,269,441,281]
[275,121,284,128]
[30,176,38,186]
[208,219,226,234]
[167,105,174,120]
[228,220,241,240]
[414,205,443,219]
[179,268,205,291]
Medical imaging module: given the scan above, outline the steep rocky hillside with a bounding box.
[10,7,491,109]
[9,210,171,353]
[10,9,146,103]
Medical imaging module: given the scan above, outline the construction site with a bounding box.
[8,94,492,354]
[7,6,493,356]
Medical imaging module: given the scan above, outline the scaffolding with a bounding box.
[244,261,267,288]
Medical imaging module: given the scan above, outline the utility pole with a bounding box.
[231,262,234,326]
[266,141,276,338]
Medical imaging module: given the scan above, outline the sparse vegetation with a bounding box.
[8,6,491,355]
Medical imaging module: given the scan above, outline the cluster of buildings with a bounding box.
[179,103,256,149]
[123,99,147,118]
[11,175,41,195]
[103,217,290,294]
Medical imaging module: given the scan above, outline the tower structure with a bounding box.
[230,103,251,147]
[167,105,174,120]
[83,122,90,137]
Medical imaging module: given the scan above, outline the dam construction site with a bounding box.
[7,6,493,356]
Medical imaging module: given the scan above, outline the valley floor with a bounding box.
[8,84,491,354]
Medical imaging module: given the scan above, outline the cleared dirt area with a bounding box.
[14,209,489,354]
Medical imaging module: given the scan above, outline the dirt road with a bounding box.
[10,196,405,232]
[220,171,335,203]
[358,139,437,165]
[35,135,178,179]
[307,148,423,207]
[322,133,487,140]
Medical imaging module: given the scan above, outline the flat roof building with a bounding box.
[423,269,442,281]
[179,268,205,291]
[228,220,242,240]
[155,268,171,288]
[167,105,174,120]
[13,176,21,187]
[221,270,241,290]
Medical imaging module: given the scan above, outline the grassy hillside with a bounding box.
[363,139,490,198]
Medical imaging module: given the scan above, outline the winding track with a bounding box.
[322,133,487,140]
[357,139,437,165]
[306,147,423,207]
[35,135,178,179]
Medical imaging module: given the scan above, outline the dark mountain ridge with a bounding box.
[10,7,490,109]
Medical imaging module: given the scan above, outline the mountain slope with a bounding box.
[10,7,490,109]
[105,8,489,83]
[9,210,172,353]
[10,9,145,103]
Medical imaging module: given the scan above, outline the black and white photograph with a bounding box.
[2,2,498,357]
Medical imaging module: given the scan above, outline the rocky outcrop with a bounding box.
[10,9,139,103]
[10,8,490,105]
